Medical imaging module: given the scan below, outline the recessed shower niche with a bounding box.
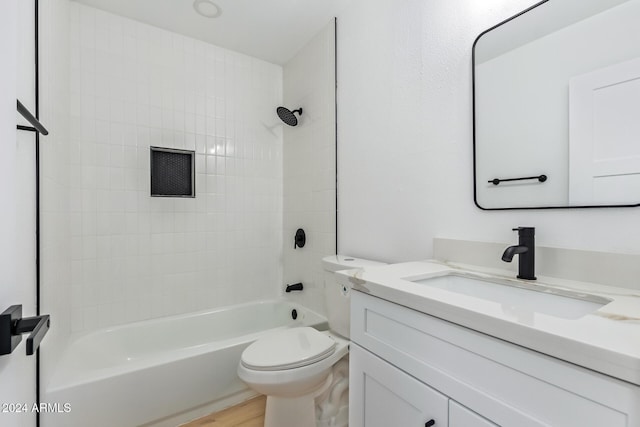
[150,147,196,198]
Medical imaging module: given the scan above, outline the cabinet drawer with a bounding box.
[450,401,497,427]
[352,291,637,427]
[350,344,448,427]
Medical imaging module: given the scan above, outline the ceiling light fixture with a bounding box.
[193,0,222,18]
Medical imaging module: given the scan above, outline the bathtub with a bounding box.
[44,300,327,427]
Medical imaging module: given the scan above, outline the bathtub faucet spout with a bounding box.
[285,283,304,293]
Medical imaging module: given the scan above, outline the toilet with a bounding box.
[237,255,385,427]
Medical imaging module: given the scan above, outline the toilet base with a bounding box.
[264,395,318,427]
[263,373,333,427]
[262,356,350,427]
[237,333,351,427]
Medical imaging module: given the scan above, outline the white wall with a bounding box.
[15,0,37,325]
[67,4,283,334]
[283,20,336,315]
[337,0,640,263]
[0,1,37,425]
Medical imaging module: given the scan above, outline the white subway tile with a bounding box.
[62,4,285,332]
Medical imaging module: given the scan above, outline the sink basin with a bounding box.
[411,274,610,320]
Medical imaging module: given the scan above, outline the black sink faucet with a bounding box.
[502,227,536,280]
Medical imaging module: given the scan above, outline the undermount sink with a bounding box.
[411,273,610,320]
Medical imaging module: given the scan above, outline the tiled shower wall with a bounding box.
[68,3,283,333]
[41,0,72,381]
[282,20,336,315]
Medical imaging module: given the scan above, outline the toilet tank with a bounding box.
[321,255,386,339]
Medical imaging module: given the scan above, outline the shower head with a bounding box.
[277,106,303,127]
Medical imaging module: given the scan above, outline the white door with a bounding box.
[569,57,640,205]
[349,344,448,427]
[0,1,38,426]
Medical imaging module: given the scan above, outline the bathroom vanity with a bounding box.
[342,261,640,426]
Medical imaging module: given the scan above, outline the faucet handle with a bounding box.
[512,227,535,235]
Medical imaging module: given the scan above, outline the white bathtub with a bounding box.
[44,300,327,427]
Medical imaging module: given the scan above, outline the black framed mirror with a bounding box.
[473,0,640,209]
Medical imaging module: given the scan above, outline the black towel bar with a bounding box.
[489,174,547,186]
[1,305,50,356]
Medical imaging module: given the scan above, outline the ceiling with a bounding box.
[72,0,349,65]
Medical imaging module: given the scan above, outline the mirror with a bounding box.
[473,0,640,209]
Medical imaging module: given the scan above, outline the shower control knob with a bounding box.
[294,228,306,249]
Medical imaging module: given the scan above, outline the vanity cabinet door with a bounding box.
[350,343,448,427]
[449,401,497,427]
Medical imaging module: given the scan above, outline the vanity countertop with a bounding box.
[337,260,640,386]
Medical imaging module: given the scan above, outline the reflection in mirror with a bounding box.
[473,0,640,209]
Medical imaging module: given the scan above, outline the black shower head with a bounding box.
[277,106,303,126]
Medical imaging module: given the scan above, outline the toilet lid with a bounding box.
[241,327,336,371]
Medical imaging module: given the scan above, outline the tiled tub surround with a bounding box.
[40,0,73,391]
[282,20,337,315]
[45,300,326,427]
[68,3,283,334]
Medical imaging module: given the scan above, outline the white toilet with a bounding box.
[237,255,385,427]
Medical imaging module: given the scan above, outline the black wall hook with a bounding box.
[294,228,306,249]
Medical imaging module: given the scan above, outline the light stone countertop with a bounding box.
[337,260,640,386]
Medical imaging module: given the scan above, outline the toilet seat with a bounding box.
[241,327,336,371]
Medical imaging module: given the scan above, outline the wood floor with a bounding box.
[181,396,266,427]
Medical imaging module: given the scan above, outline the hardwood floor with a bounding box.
[181,396,266,427]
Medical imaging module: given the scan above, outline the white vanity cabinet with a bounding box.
[349,291,640,427]
[350,343,448,427]
[351,343,495,427]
